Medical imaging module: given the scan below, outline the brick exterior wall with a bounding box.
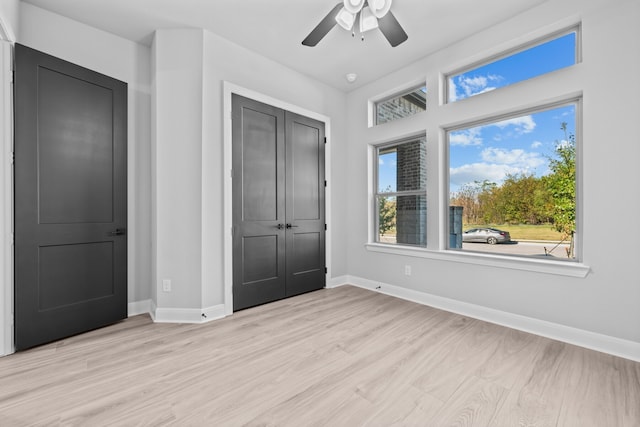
[377,96,425,125]
[396,138,426,246]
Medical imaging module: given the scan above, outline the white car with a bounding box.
[462,228,511,244]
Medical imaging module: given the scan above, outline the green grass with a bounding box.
[464,223,566,241]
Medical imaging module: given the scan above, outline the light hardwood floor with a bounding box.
[1,285,639,426]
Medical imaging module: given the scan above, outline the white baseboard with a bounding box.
[330,276,640,362]
[128,299,151,317]
[152,303,226,324]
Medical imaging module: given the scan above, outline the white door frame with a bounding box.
[222,81,332,315]
[0,24,15,356]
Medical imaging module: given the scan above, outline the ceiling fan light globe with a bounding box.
[335,8,356,31]
[343,0,365,14]
[359,6,379,33]
[370,0,392,18]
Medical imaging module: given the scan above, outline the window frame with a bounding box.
[364,23,590,277]
[444,25,581,104]
[444,98,583,262]
[373,133,427,247]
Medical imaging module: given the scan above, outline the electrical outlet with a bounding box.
[162,279,171,292]
[404,265,412,276]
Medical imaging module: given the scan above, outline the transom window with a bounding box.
[375,85,426,125]
[447,29,578,103]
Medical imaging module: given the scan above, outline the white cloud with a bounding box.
[449,162,521,188]
[493,115,536,134]
[531,141,543,149]
[449,127,483,146]
[454,74,503,100]
[451,147,546,191]
[481,147,545,170]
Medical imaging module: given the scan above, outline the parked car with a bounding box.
[462,228,511,244]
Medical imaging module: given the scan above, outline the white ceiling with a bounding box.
[22,0,550,91]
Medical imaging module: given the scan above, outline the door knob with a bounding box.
[276,224,285,229]
[108,228,126,236]
[286,224,299,229]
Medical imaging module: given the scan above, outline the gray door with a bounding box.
[232,95,325,311]
[14,44,128,350]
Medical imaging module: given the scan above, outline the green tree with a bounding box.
[544,122,576,236]
[378,190,396,236]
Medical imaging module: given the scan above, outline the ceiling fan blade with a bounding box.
[378,10,408,47]
[302,3,343,46]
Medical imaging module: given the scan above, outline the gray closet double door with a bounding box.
[232,94,326,311]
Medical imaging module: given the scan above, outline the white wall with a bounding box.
[152,29,204,312]
[151,28,348,316]
[0,0,19,41]
[17,3,152,307]
[343,0,640,350]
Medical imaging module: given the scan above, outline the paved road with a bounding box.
[462,240,571,258]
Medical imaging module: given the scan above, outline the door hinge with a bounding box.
[10,152,14,165]
[324,267,327,274]
[324,180,327,187]
[324,137,327,144]
[324,224,327,231]
[231,226,235,237]
[10,232,14,246]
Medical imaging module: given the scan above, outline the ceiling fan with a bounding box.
[302,0,408,47]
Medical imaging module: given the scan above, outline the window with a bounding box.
[448,102,578,260]
[375,135,427,246]
[447,29,578,103]
[375,85,426,125]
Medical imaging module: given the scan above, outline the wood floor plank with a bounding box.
[0,285,638,426]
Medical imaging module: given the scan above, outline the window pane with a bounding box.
[448,104,577,259]
[376,85,426,125]
[378,137,426,193]
[448,32,576,103]
[377,195,426,247]
[378,147,397,193]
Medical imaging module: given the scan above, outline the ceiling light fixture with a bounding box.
[334,0,393,40]
[359,6,379,34]
[369,0,393,19]
[303,0,407,48]
[343,0,365,14]
[346,73,358,83]
[335,7,356,31]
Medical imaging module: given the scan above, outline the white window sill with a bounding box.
[365,243,590,278]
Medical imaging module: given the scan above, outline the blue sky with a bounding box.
[379,32,576,194]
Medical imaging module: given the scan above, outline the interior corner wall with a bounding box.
[152,28,204,311]
[344,0,640,346]
[17,3,152,306]
[0,0,19,41]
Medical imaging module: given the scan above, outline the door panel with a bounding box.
[241,108,279,222]
[38,67,114,224]
[232,95,286,311]
[14,44,127,350]
[38,242,114,311]
[291,120,321,221]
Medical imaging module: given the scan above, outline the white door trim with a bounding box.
[222,82,332,316]
[0,39,14,357]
